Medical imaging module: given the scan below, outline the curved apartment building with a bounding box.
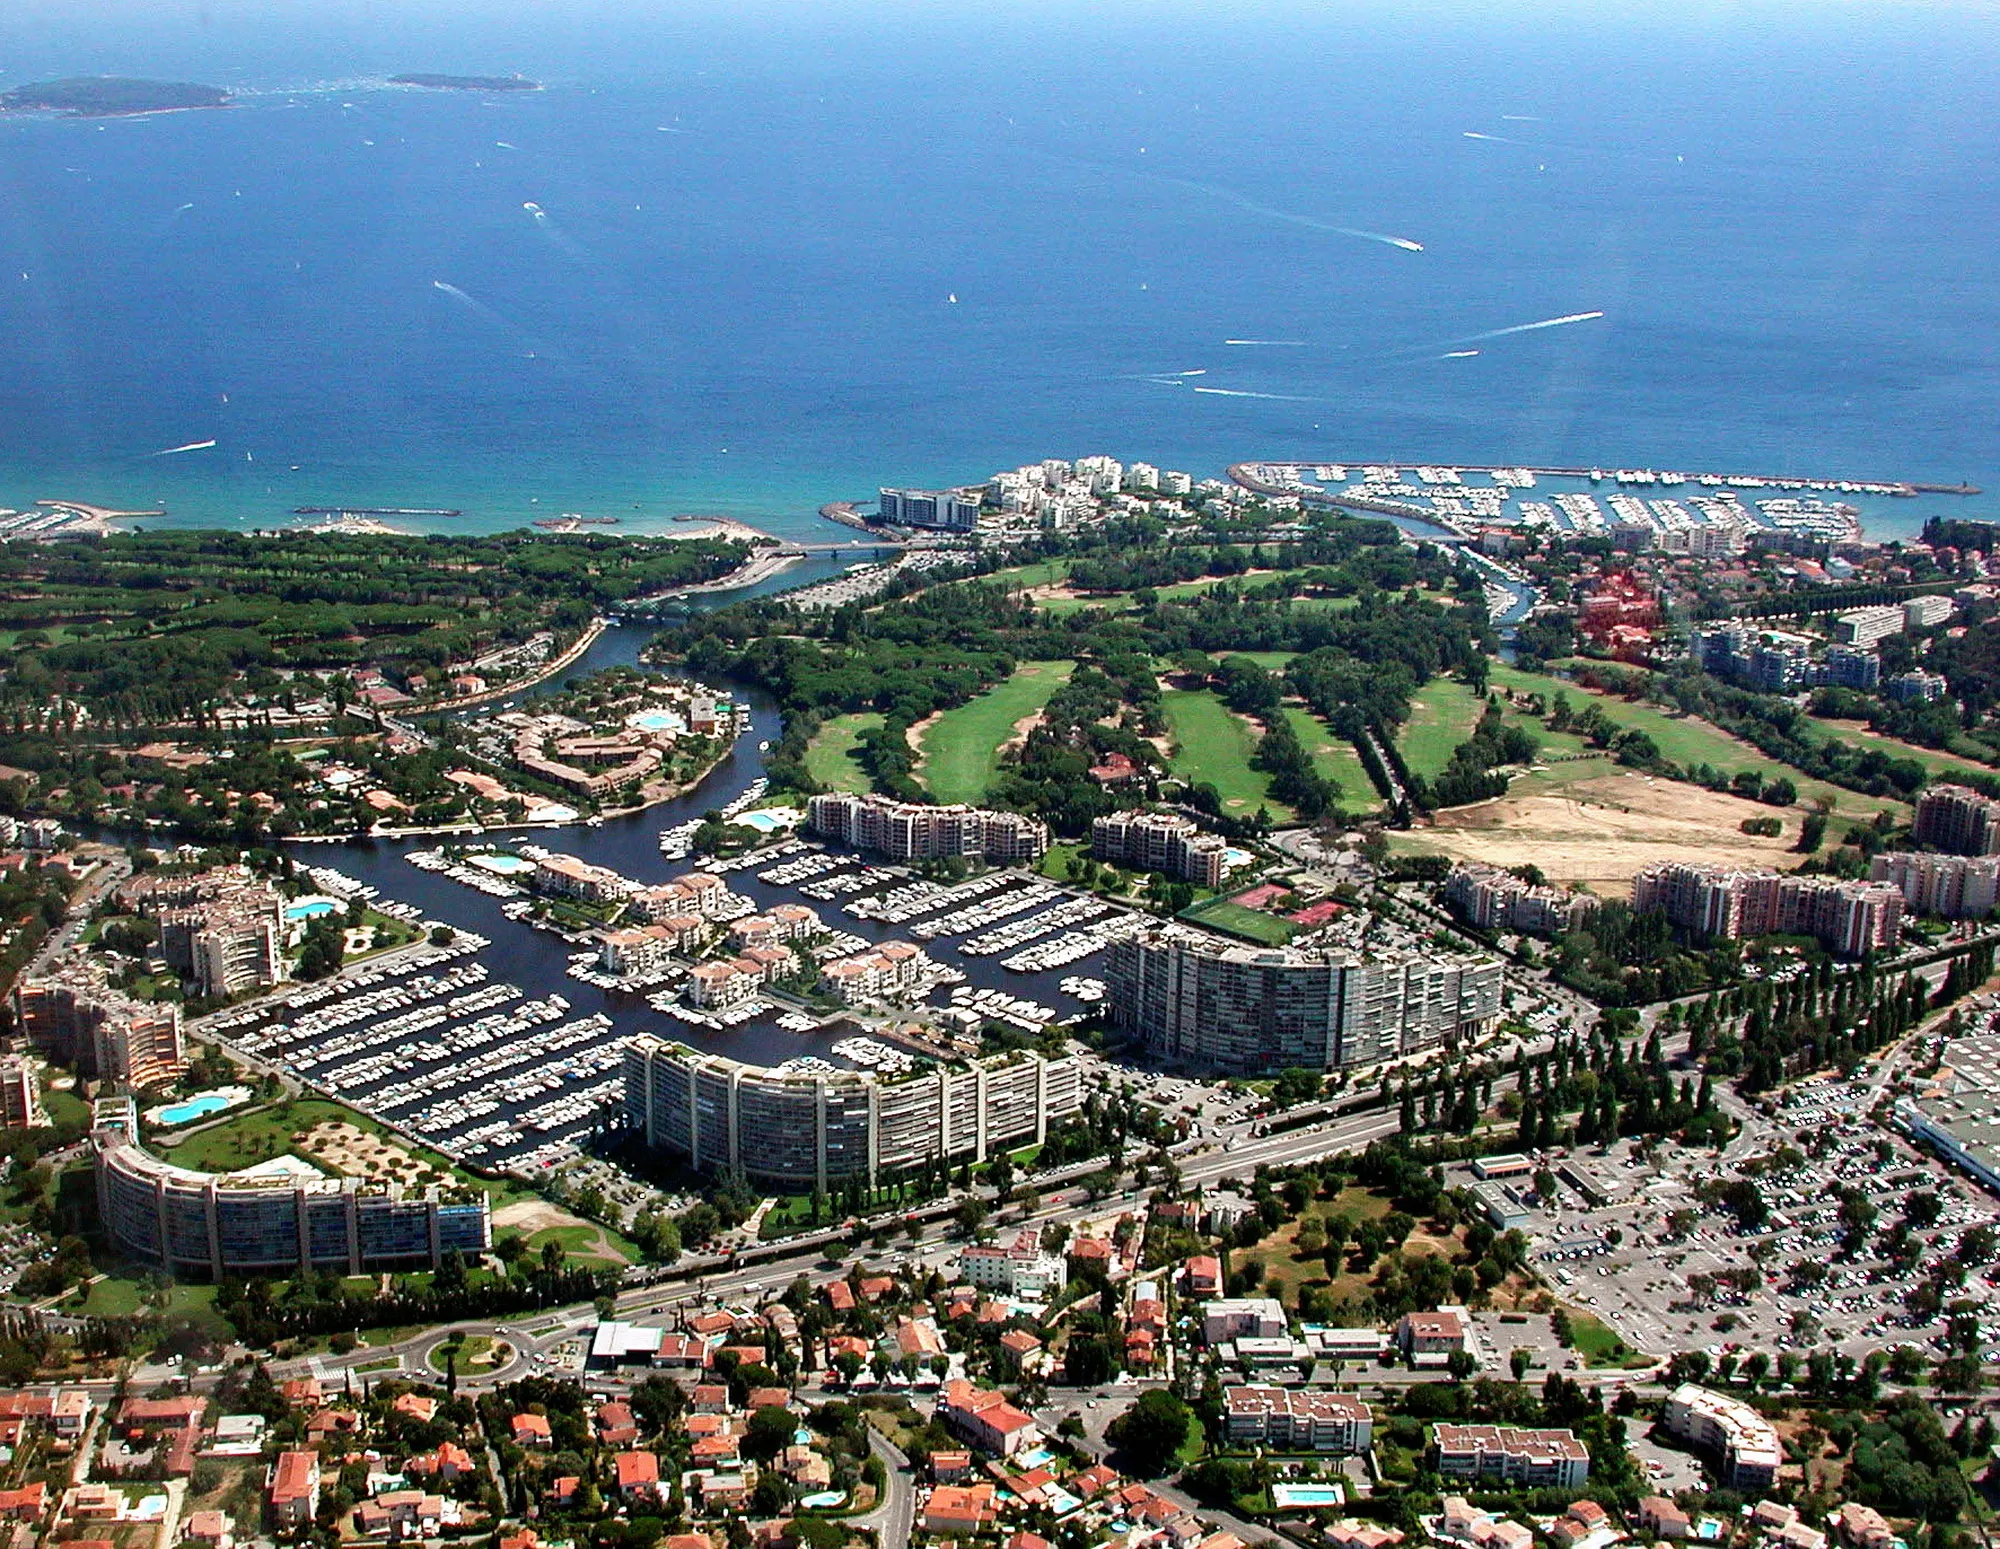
[1104,925,1502,1075]
[91,1100,490,1279]
[622,1036,1083,1190]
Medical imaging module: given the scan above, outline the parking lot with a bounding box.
[1458,1060,2000,1366]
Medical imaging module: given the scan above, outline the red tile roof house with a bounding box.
[1183,1255,1222,1296]
[616,1451,662,1502]
[268,1451,320,1528]
[510,1413,553,1448]
[596,1402,639,1447]
[924,1485,998,1536]
[937,1381,1042,1458]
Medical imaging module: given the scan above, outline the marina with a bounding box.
[1231,460,1981,549]
[189,619,1136,1184]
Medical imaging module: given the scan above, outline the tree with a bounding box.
[1107,1388,1192,1478]
[1510,1348,1531,1382]
[743,1405,796,1464]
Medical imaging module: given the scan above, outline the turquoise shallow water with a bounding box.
[0,3,1994,545]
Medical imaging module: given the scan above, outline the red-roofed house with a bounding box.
[268,1452,319,1527]
[616,1452,661,1501]
[937,1381,1042,1458]
[511,1413,552,1448]
[924,1485,997,1535]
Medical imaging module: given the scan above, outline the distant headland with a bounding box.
[0,77,230,117]
[389,74,542,93]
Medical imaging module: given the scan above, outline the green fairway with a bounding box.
[919,660,1075,805]
[1796,714,1996,785]
[983,559,1073,589]
[1281,707,1380,813]
[1161,689,1292,820]
[1397,679,1486,778]
[1488,663,1906,821]
[802,712,883,794]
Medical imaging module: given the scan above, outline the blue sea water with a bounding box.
[0,1,1995,545]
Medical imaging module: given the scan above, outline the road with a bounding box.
[855,1428,914,1549]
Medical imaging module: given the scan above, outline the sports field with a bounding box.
[918,661,1075,804]
[1162,689,1291,819]
[802,711,882,794]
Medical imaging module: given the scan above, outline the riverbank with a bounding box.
[425,617,610,713]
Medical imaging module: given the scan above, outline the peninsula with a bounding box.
[389,73,542,92]
[0,77,230,116]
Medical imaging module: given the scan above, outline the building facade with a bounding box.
[91,1101,490,1279]
[623,1037,1083,1190]
[13,971,186,1087]
[1914,785,2000,856]
[1103,926,1502,1075]
[878,487,979,531]
[1630,861,1902,957]
[1444,865,1600,936]
[0,1058,41,1129]
[1224,1388,1372,1453]
[1660,1385,1782,1489]
[1431,1425,1589,1490]
[1871,851,2000,919]
[807,793,1049,863]
[1091,811,1228,888]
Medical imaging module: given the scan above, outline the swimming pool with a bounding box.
[286,899,339,921]
[798,1492,846,1510]
[732,808,798,833]
[629,710,686,733]
[1271,1485,1345,1510]
[148,1085,253,1127]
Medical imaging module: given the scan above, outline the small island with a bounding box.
[389,73,542,92]
[0,77,230,117]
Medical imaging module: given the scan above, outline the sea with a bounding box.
[0,0,1997,547]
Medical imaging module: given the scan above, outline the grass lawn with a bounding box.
[1230,651,1297,671]
[1489,663,1906,822]
[1161,688,1293,820]
[919,660,1075,804]
[524,1222,637,1266]
[1282,706,1380,813]
[81,1277,143,1317]
[1179,897,1296,945]
[41,1089,89,1130]
[1562,1306,1652,1368]
[1397,679,1486,779]
[802,712,883,795]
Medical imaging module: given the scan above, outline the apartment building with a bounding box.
[807,792,1049,863]
[1444,864,1600,935]
[1091,810,1228,888]
[1630,861,1902,957]
[14,969,186,1087]
[1431,1425,1589,1490]
[1104,925,1502,1075]
[1224,1388,1372,1453]
[1661,1384,1782,1489]
[1914,784,2000,857]
[623,1037,1082,1190]
[1871,851,2000,919]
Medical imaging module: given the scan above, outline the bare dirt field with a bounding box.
[298,1122,444,1189]
[1403,771,1800,897]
